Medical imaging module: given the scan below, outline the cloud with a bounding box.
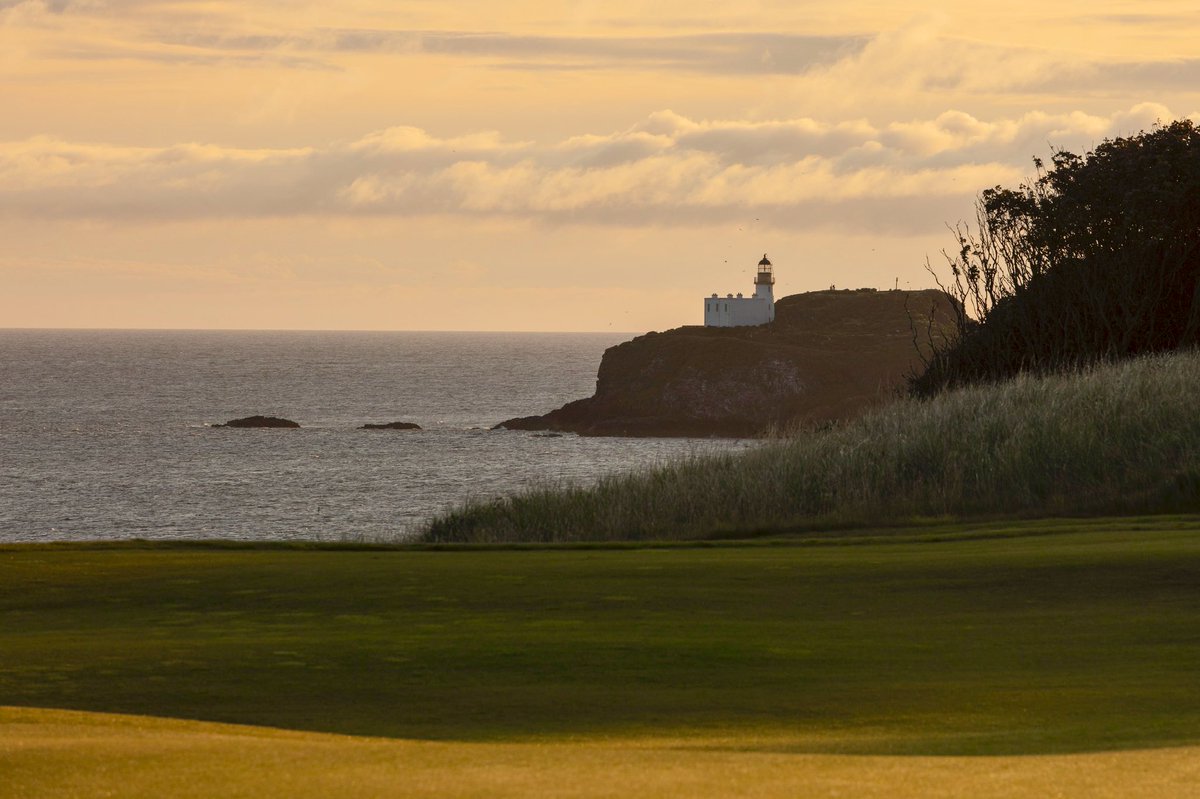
[47,44,335,69]
[759,14,1200,109]
[121,28,869,75]
[0,105,1189,233]
[1081,13,1198,26]
[0,0,342,71]
[9,2,1200,105]
[1036,59,1200,94]
[0,0,75,12]
[796,14,1055,102]
[1,2,866,75]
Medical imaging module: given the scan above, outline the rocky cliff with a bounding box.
[498,289,959,437]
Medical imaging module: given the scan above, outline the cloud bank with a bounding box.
[6,3,1200,91]
[0,104,1189,233]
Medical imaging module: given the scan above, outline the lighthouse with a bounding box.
[703,254,776,327]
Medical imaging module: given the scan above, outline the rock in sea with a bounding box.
[359,421,422,430]
[215,415,301,428]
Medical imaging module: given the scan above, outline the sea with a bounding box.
[0,330,748,543]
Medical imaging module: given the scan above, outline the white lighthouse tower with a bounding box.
[703,254,776,327]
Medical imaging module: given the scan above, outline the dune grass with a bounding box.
[5,706,1200,799]
[3,520,1200,757]
[424,350,1200,543]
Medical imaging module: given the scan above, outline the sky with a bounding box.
[3,1,1199,331]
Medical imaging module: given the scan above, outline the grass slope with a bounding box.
[5,707,1200,799]
[3,519,1200,757]
[426,350,1200,542]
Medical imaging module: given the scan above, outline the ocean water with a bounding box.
[0,330,747,542]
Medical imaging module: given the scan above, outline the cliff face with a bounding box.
[499,289,959,437]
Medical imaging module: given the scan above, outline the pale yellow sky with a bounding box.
[2,0,1199,330]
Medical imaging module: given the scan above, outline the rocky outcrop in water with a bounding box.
[496,289,958,438]
[215,415,301,428]
[360,421,422,430]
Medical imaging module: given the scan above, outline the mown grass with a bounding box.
[3,520,1200,756]
[6,707,1200,799]
[425,350,1200,543]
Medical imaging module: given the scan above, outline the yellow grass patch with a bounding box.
[3,707,1198,799]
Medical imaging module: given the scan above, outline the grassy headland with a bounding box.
[3,520,1200,756]
[426,350,1200,543]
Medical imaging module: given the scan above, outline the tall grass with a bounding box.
[422,350,1200,542]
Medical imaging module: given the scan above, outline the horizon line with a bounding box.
[0,326,645,335]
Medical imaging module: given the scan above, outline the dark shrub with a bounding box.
[913,120,1200,395]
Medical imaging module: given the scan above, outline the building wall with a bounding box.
[703,295,773,327]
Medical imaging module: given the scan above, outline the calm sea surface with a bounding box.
[0,330,747,542]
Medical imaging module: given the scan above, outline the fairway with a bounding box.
[4,706,1199,799]
[2,517,1200,795]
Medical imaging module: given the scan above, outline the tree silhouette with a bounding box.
[912,120,1200,396]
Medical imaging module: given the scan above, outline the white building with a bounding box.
[704,254,776,327]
